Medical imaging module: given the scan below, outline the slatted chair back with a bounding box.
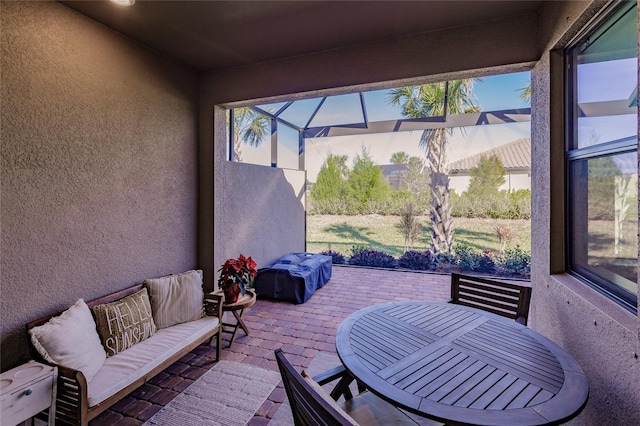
[275,349,355,426]
[451,273,532,325]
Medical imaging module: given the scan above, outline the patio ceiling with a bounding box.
[58,1,632,139]
[57,1,545,72]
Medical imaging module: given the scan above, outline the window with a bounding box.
[566,1,638,314]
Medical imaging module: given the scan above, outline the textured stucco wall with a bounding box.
[1,1,199,369]
[531,1,640,424]
[202,13,542,286]
[211,157,307,292]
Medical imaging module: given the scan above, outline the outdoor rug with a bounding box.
[143,361,281,426]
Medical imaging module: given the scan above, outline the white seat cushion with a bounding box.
[87,316,219,407]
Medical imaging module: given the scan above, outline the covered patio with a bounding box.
[89,266,452,425]
[3,2,639,425]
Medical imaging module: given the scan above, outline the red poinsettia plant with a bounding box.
[217,254,258,296]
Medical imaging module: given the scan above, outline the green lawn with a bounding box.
[306,214,531,257]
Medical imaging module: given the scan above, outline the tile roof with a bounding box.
[449,138,531,172]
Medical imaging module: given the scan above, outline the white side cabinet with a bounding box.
[1,361,57,426]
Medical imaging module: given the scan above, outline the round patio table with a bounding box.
[336,301,588,426]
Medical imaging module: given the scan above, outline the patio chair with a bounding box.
[274,348,418,426]
[450,272,532,325]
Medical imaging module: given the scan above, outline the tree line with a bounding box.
[308,150,531,221]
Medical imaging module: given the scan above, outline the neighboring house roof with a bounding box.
[379,164,409,177]
[449,138,531,173]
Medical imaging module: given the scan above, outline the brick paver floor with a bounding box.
[89,266,451,426]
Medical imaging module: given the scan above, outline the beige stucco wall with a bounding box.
[202,12,541,287]
[531,1,640,424]
[1,1,199,369]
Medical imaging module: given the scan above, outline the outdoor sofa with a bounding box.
[26,269,222,426]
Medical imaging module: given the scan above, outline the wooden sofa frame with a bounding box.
[26,283,223,426]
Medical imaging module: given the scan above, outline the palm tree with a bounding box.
[230,107,270,162]
[518,84,531,105]
[387,80,478,254]
[390,151,410,164]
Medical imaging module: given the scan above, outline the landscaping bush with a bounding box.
[312,230,530,279]
[510,189,532,219]
[398,250,437,270]
[476,250,497,274]
[496,245,531,276]
[348,249,398,268]
[365,192,413,215]
[320,250,346,264]
[307,197,354,215]
[349,244,370,256]
[398,202,423,251]
[451,190,531,220]
[495,224,517,251]
[437,251,456,267]
[454,244,496,274]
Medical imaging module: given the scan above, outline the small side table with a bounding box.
[1,360,57,426]
[210,289,256,348]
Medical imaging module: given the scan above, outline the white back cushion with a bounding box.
[29,299,106,382]
[144,269,204,329]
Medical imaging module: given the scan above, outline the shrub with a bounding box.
[348,249,398,268]
[437,251,456,266]
[306,197,352,215]
[398,202,423,251]
[454,244,476,270]
[497,246,531,276]
[367,193,411,216]
[398,250,437,270]
[455,244,496,274]
[495,224,517,251]
[510,189,531,219]
[475,250,497,274]
[451,189,531,219]
[349,244,369,256]
[320,250,346,264]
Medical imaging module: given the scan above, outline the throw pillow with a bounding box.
[92,288,157,357]
[29,299,107,382]
[144,269,204,329]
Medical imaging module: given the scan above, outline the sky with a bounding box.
[241,71,532,181]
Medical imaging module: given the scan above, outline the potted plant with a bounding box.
[217,254,258,304]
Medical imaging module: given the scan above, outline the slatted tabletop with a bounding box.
[336,302,588,426]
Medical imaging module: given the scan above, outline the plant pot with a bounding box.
[223,284,241,304]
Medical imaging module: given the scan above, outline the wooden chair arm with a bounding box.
[312,365,347,385]
[204,293,223,319]
[312,364,367,401]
